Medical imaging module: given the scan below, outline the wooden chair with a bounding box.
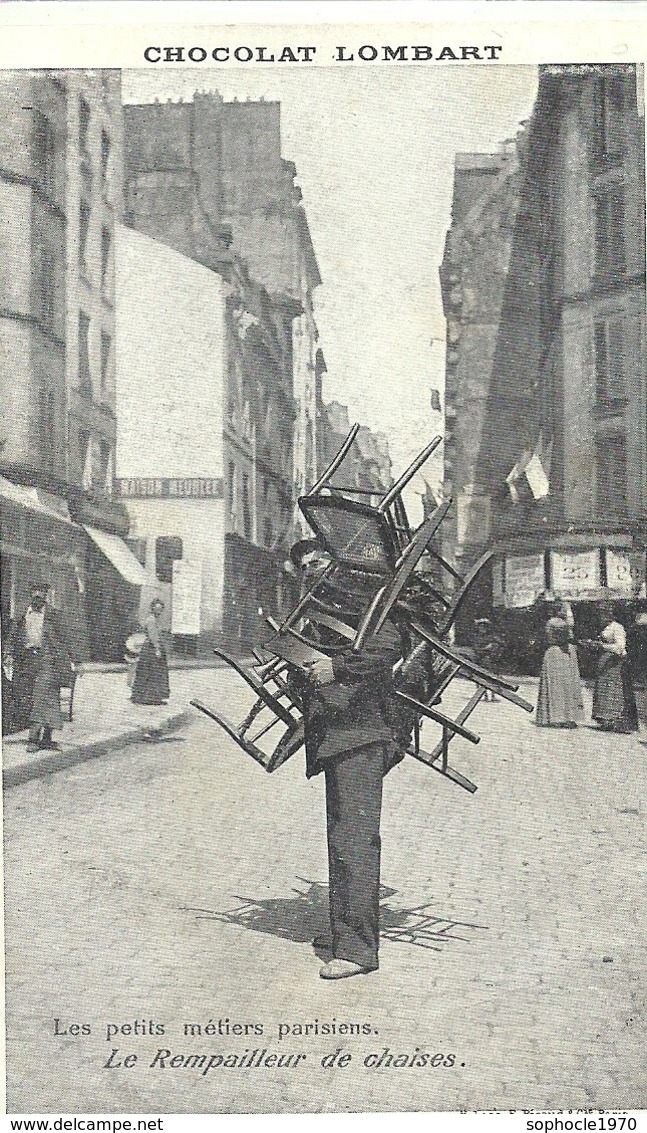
[192,428,534,790]
[59,670,77,722]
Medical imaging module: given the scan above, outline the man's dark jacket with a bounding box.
[300,618,408,779]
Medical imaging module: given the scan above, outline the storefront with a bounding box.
[82,525,148,662]
[0,475,88,629]
[490,530,647,676]
[0,474,146,666]
[0,476,90,733]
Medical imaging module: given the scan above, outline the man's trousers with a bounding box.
[324,741,386,971]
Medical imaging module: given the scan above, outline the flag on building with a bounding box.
[420,478,445,516]
[505,446,533,503]
[505,433,552,503]
[525,432,552,500]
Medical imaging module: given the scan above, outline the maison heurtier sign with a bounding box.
[116,478,224,500]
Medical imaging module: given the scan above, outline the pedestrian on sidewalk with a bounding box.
[536,596,584,728]
[3,579,82,752]
[590,603,638,734]
[131,598,170,706]
[290,540,406,981]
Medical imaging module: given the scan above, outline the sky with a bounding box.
[123,65,539,501]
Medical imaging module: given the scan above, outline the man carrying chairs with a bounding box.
[288,538,409,979]
[192,426,534,978]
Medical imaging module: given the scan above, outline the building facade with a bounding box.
[0,69,140,660]
[441,64,647,663]
[115,227,227,639]
[122,92,322,540]
[115,226,299,649]
[319,401,393,500]
[439,145,522,575]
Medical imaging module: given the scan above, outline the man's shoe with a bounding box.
[26,743,39,753]
[319,959,373,980]
[40,741,60,751]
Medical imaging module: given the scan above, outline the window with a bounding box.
[37,246,56,329]
[99,440,112,494]
[39,386,55,471]
[100,331,111,393]
[594,186,626,277]
[78,312,91,394]
[591,73,625,165]
[79,97,91,156]
[101,227,111,287]
[33,109,56,197]
[100,129,110,184]
[227,461,237,520]
[242,473,252,539]
[155,536,183,584]
[594,318,626,404]
[596,433,627,519]
[79,203,91,272]
[78,428,92,487]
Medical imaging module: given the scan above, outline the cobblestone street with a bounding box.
[3,668,646,1113]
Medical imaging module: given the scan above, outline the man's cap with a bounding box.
[289,537,325,569]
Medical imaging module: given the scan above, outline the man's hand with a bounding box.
[308,657,335,686]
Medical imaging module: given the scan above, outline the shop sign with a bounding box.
[551,549,600,597]
[171,559,202,636]
[116,478,223,500]
[504,553,545,609]
[605,549,647,597]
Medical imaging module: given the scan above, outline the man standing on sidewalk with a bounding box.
[4,579,81,752]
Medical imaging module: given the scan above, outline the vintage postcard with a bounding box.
[0,0,646,1120]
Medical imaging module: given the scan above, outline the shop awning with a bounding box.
[0,475,72,524]
[83,525,148,586]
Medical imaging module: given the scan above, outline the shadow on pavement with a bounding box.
[182,878,489,953]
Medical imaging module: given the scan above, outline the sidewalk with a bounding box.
[1,665,227,789]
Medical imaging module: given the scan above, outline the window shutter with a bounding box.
[594,322,609,399]
[607,318,625,399]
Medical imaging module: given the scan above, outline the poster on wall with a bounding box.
[171,558,202,635]
[605,548,647,597]
[504,552,545,608]
[551,549,600,598]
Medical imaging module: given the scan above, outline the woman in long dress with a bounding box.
[536,600,584,728]
[592,604,638,733]
[131,598,170,706]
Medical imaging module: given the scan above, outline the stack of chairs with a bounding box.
[192,426,533,792]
